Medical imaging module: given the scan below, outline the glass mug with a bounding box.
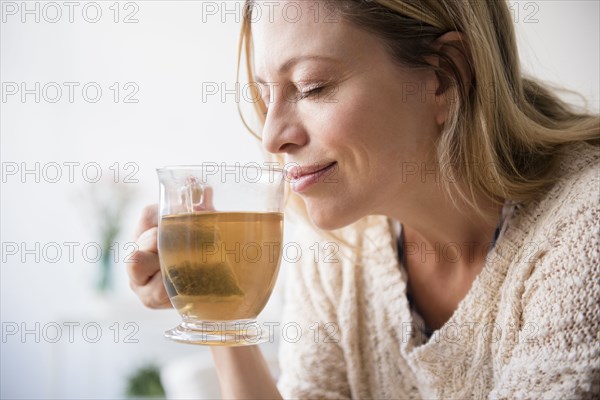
[156,164,285,345]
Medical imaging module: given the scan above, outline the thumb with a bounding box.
[194,185,215,212]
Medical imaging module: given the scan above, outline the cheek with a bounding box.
[310,86,377,147]
[302,85,407,185]
[315,98,375,175]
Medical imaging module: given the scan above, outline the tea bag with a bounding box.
[166,260,244,298]
[165,177,244,300]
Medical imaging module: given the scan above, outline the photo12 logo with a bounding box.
[175,162,340,186]
[1,241,139,265]
[2,82,140,104]
[1,1,140,24]
[200,1,341,24]
[2,321,140,344]
[201,81,339,105]
[1,162,139,184]
[196,320,340,345]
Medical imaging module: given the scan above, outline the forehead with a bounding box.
[250,1,361,73]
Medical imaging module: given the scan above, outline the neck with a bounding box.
[388,187,503,270]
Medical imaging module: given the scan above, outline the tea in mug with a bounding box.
[158,212,283,321]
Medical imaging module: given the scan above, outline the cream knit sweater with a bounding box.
[276,141,599,399]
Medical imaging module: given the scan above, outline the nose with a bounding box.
[261,99,309,155]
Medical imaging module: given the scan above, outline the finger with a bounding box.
[193,186,215,212]
[132,204,158,242]
[136,227,158,254]
[135,272,171,309]
[201,186,215,210]
[127,249,160,287]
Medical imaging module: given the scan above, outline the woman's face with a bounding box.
[252,1,446,230]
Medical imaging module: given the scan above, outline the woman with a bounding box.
[128,0,599,398]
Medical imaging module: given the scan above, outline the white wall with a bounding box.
[514,0,599,111]
[1,1,598,398]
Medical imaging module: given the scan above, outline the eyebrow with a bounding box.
[254,55,340,84]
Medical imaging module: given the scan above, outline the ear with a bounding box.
[427,31,473,126]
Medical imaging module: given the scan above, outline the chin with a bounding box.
[307,204,359,231]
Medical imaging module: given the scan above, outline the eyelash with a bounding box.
[298,85,325,99]
[263,85,326,115]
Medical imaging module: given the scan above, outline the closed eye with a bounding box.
[262,84,329,115]
[299,86,325,100]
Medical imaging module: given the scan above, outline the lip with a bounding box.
[289,162,337,179]
[290,162,337,193]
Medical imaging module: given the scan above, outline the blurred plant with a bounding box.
[126,364,166,398]
[77,177,137,293]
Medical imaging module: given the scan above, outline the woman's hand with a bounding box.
[127,185,215,308]
[127,204,171,309]
[127,201,281,398]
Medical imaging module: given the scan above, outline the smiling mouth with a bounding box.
[290,162,338,193]
[291,162,337,179]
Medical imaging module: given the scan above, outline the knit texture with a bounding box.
[276,141,600,399]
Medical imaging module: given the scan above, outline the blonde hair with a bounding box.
[236,0,600,255]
